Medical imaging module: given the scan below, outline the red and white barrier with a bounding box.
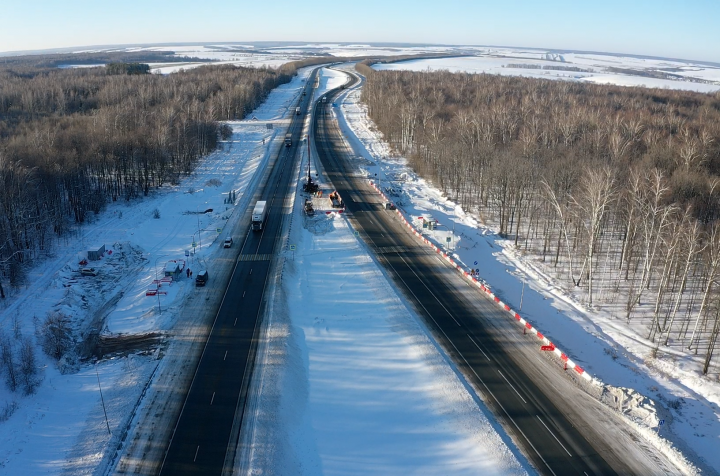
[367,181,594,383]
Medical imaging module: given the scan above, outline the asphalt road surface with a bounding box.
[158,70,317,476]
[313,68,644,476]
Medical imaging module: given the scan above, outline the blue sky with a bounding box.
[2,0,719,63]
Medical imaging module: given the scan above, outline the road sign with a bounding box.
[266,123,273,130]
[216,228,222,233]
[659,419,665,426]
[185,250,190,257]
[354,231,359,237]
[474,261,478,265]
[446,236,452,243]
[289,245,296,251]
[192,242,197,248]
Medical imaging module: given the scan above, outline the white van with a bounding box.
[223,236,233,248]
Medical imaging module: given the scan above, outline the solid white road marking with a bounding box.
[498,370,527,404]
[537,415,573,457]
[224,350,228,361]
[210,392,215,405]
[194,446,200,462]
[466,333,491,361]
[234,318,237,326]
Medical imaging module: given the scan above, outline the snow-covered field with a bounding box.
[331,64,719,473]
[373,52,720,93]
[50,43,720,93]
[150,44,720,92]
[143,44,302,74]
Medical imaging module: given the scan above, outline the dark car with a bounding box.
[195,269,209,287]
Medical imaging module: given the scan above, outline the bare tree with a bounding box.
[40,312,73,361]
[19,337,39,395]
[571,166,615,305]
[0,334,18,392]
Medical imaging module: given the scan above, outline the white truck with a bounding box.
[252,200,267,231]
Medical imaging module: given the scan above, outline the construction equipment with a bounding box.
[303,132,318,193]
[329,191,344,209]
[303,180,319,193]
[304,199,315,216]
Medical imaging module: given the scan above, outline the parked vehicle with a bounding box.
[252,201,267,231]
[195,270,209,287]
[329,191,344,209]
[295,107,301,115]
[304,199,315,216]
[80,268,98,277]
[322,96,327,103]
[223,236,233,248]
[285,133,292,147]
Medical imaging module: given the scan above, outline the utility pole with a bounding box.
[196,204,204,251]
[154,255,167,315]
[307,134,312,184]
[95,364,111,436]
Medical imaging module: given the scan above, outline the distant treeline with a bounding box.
[0,62,293,289]
[105,62,151,75]
[0,50,212,69]
[504,64,591,73]
[356,63,720,373]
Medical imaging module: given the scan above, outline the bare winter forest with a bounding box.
[356,62,720,373]
[0,62,293,291]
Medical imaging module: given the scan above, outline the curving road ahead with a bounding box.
[312,68,656,476]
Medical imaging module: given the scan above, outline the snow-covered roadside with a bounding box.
[0,68,312,475]
[243,72,530,473]
[330,64,716,474]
